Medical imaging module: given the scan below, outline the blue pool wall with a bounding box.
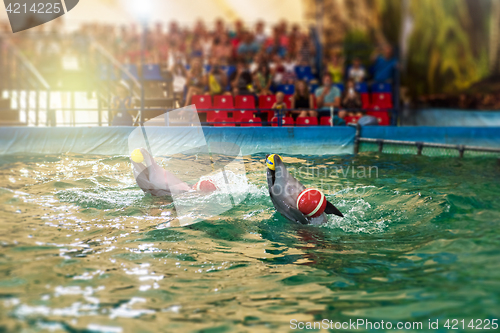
[402,109,500,127]
[0,126,498,156]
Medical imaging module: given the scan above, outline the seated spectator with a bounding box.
[206,58,229,96]
[371,45,398,82]
[111,81,134,126]
[326,51,344,84]
[253,62,273,95]
[297,33,315,66]
[184,58,206,107]
[282,54,297,84]
[249,53,264,73]
[348,57,366,82]
[341,79,362,111]
[315,73,341,118]
[230,59,253,95]
[169,55,187,96]
[211,34,232,65]
[237,32,260,62]
[254,21,267,45]
[272,92,289,117]
[266,27,287,58]
[270,54,287,86]
[291,80,316,118]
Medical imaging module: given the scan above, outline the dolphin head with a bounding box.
[266,154,344,224]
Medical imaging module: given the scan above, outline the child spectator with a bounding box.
[272,92,288,117]
[348,57,366,82]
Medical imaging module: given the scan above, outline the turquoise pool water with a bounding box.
[0,153,499,332]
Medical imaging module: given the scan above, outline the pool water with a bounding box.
[0,153,499,332]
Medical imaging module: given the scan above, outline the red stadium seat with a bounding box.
[320,116,333,126]
[267,111,276,121]
[311,94,317,109]
[233,110,255,122]
[371,93,393,109]
[360,93,370,109]
[259,95,276,121]
[207,110,229,122]
[235,95,256,109]
[214,95,234,109]
[284,95,293,109]
[212,117,234,127]
[259,95,276,109]
[366,111,390,126]
[192,95,212,111]
[240,118,262,127]
[344,116,361,125]
[271,116,294,127]
[296,117,318,126]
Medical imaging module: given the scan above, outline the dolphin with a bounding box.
[131,148,192,197]
[266,154,344,225]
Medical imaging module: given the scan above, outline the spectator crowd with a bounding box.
[84,19,399,125]
[5,19,400,126]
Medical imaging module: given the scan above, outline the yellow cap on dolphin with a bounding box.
[266,154,282,171]
[131,148,144,163]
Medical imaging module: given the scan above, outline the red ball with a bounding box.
[194,179,218,193]
[296,189,327,218]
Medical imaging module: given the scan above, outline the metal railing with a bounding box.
[353,124,500,157]
[1,37,51,126]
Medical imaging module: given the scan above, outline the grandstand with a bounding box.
[0,2,398,127]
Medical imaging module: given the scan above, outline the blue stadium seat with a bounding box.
[122,64,139,81]
[295,66,313,81]
[204,64,212,73]
[142,64,164,81]
[371,82,392,93]
[278,84,295,94]
[355,82,368,93]
[334,83,344,92]
[185,64,191,71]
[309,83,319,94]
[99,64,117,80]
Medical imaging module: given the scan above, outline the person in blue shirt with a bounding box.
[371,45,398,82]
[315,73,345,125]
[237,32,260,62]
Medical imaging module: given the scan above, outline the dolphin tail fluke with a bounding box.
[325,201,344,217]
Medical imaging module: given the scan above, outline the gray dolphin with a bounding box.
[131,148,192,197]
[266,154,344,225]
